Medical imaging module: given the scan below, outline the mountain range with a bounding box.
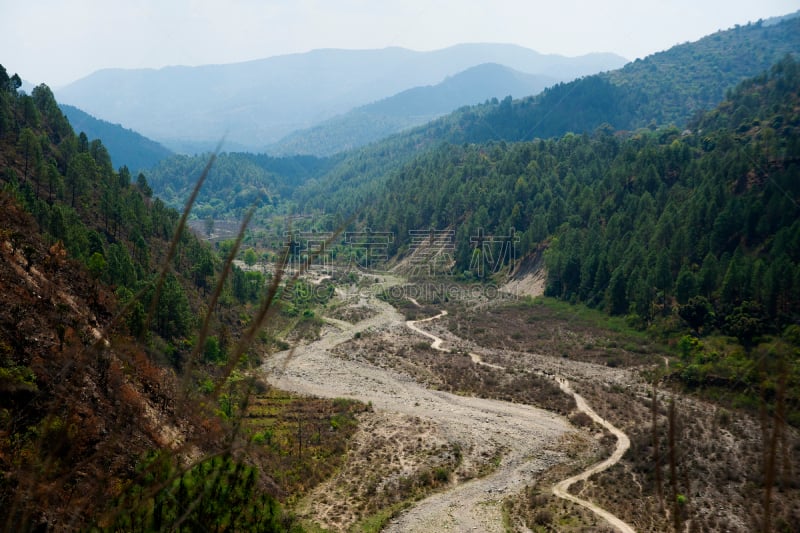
[282,14,800,218]
[136,13,800,227]
[55,44,626,154]
[266,62,558,156]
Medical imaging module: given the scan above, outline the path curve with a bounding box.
[552,378,635,533]
[407,309,636,533]
[405,310,448,350]
[406,300,503,370]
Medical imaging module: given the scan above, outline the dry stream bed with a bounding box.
[264,281,640,532]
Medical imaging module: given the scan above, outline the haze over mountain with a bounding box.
[55,44,626,154]
[372,15,800,149]
[141,14,800,224]
[267,63,558,156]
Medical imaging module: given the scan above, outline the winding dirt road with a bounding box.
[405,306,636,533]
[552,378,635,533]
[264,284,635,532]
[405,309,449,350]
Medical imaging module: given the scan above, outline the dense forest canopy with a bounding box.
[145,151,337,219]
[347,56,800,328]
[0,75,208,342]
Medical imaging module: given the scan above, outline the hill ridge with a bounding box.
[55,43,627,153]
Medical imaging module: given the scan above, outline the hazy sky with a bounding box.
[2,0,798,87]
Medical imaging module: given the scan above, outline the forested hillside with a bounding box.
[353,56,799,323]
[0,78,213,345]
[0,66,306,531]
[145,151,336,218]
[59,104,173,172]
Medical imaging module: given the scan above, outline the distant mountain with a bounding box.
[268,63,558,156]
[55,44,626,153]
[59,104,173,172]
[441,15,800,144]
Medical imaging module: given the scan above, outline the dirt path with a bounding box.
[405,310,448,350]
[552,378,635,533]
[406,306,636,533]
[264,286,570,532]
[406,299,504,371]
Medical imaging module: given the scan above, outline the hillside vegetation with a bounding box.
[347,55,800,414]
[144,152,336,220]
[59,104,173,172]
[0,65,358,532]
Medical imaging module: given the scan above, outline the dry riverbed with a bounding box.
[262,278,644,531]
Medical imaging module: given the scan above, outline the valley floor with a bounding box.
[263,276,643,532]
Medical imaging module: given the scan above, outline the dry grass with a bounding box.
[446,297,661,368]
[333,327,575,416]
[502,432,613,532]
[326,302,378,324]
[568,379,800,532]
[424,295,800,532]
[297,411,462,531]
